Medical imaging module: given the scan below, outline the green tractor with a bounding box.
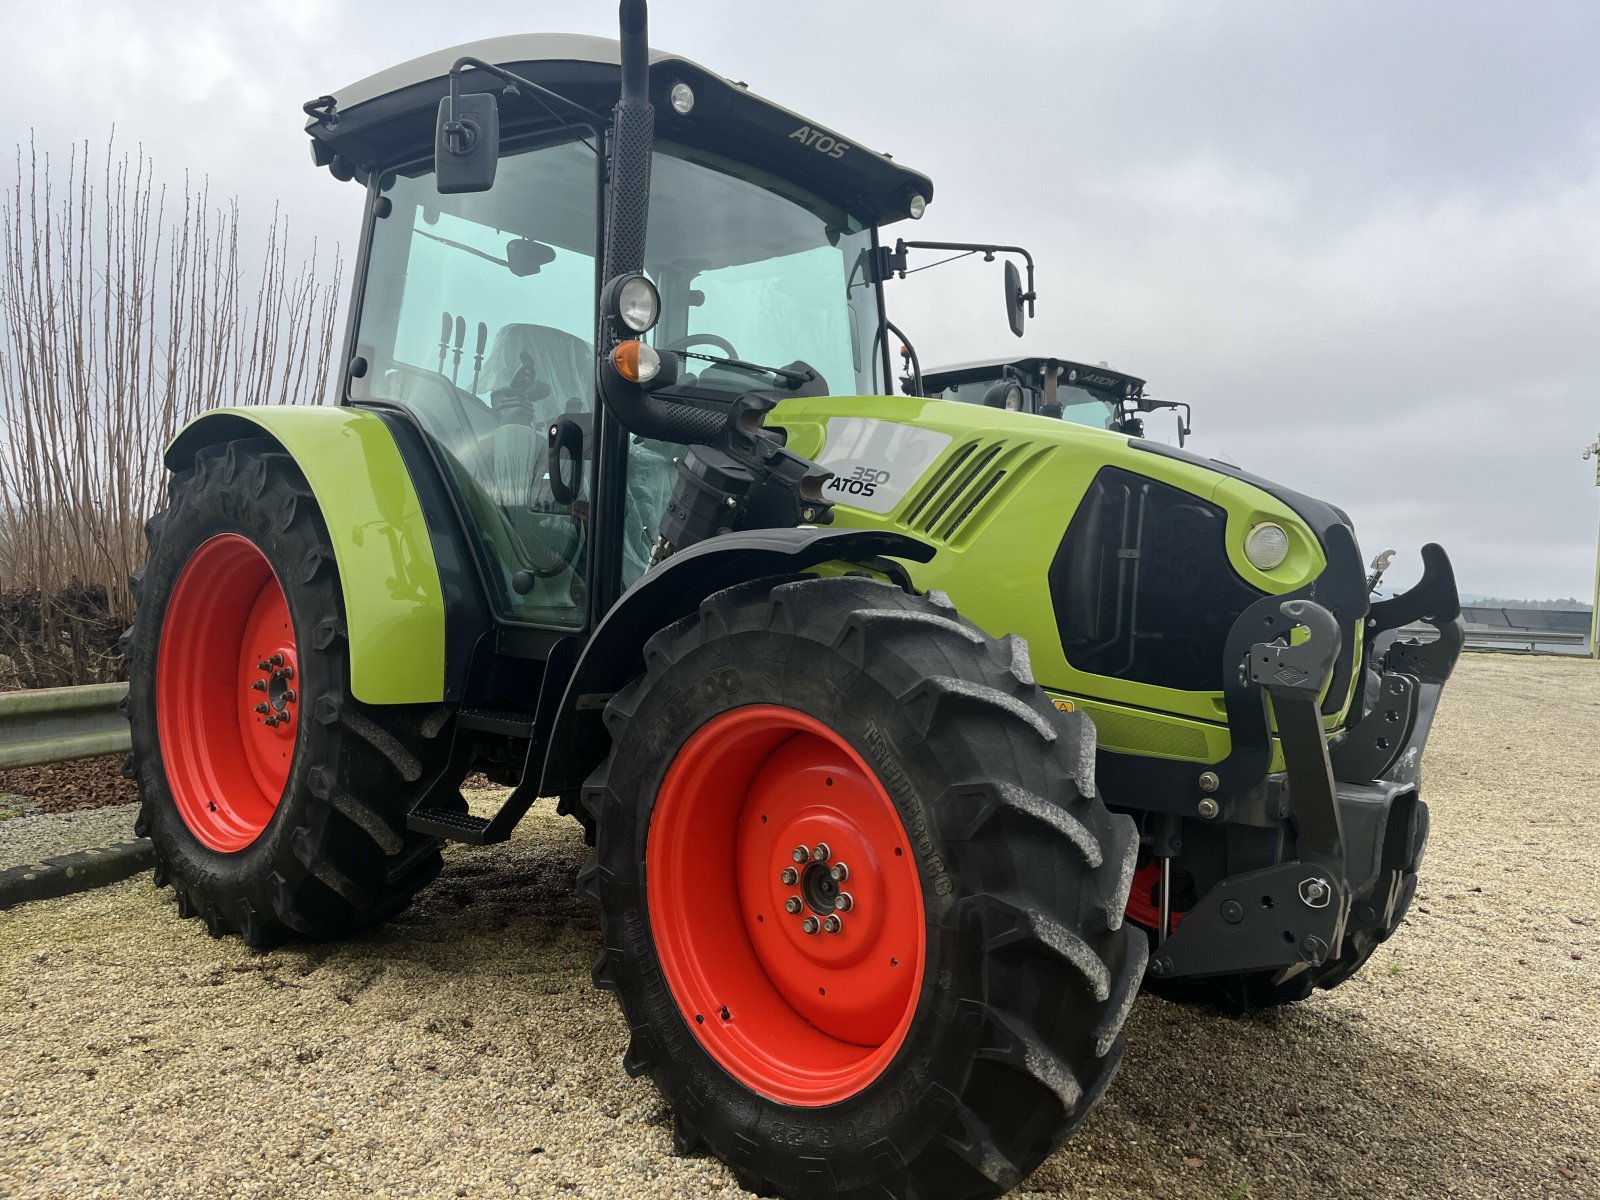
[121,5,1462,1198]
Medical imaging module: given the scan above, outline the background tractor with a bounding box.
[914,354,1192,441]
[122,4,1462,1198]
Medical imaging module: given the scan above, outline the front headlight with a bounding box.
[1244,522,1291,571]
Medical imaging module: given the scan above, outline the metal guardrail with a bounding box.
[0,683,131,770]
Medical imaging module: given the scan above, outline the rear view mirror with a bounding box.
[1004,259,1025,338]
[435,92,499,194]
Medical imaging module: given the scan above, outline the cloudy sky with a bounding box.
[3,0,1597,600]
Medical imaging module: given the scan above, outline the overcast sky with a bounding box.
[3,0,1597,599]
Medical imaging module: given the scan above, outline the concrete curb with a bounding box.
[0,838,154,911]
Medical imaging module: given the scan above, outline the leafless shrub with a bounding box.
[0,135,342,688]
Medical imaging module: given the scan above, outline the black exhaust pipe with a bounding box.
[597,0,730,445]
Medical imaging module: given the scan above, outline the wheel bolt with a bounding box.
[280,666,293,680]
[269,653,285,667]
[780,867,798,886]
[801,916,820,935]
[263,716,279,727]
[810,843,831,863]
[821,914,842,934]
[835,892,854,912]
[829,863,849,883]
[283,690,297,704]
[257,660,271,671]
[791,846,809,864]
[785,896,802,914]
[251,680,267,692]
[254,702,270,714]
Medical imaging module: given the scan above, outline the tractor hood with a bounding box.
[305,33,934,229]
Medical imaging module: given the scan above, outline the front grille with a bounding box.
[1049,466,1264,692]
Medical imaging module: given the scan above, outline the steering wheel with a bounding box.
[665,333,740,359]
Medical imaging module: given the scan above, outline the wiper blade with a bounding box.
[679,350,815,389]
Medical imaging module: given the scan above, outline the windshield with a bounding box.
[350,135,881,623]
[932,375,1122,430]
[646,143,880,396]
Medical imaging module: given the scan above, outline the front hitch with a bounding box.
[1151,599,1353,979]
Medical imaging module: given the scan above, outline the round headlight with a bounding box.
[1244,523,1291,571]
[616,275,660,333]
[670,82,695,115]
[907,192,927,220]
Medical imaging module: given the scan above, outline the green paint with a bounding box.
[772,395,1353,762]
[167,407,446,704]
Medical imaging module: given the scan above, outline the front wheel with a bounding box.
[581,576,1144,1200]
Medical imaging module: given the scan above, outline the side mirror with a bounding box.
[1004,259,1025,338]
[435,92,500,194]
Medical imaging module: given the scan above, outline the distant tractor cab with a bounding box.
[917,355,1193,440]
[122,5,1463,1200]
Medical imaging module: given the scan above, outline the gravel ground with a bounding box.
[0,803,137,868]
[1,653,1595,1200]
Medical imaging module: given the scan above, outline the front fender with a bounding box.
[533,527,934,797]
[166,407,446,705]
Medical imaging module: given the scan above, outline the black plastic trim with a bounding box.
[530,527,934,798]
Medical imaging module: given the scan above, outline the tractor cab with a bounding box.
[306,33,930,621]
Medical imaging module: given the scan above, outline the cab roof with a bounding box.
[306,34,934,229]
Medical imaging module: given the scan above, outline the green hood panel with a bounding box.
[771,395,1333,730]
[166,407,445,705]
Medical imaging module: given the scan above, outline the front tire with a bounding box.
[123,439,464,946]
[581,576,1144,1200]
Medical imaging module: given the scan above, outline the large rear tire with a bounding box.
[581,576,1144,1200]
[122,439,465,947]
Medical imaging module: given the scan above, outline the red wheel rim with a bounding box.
[156,534,300,853]
[647,705,926,1106]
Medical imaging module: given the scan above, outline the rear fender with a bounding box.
[531,527,934,798]
[166,407,447,705]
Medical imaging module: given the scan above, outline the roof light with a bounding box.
[670,82,695,115]
[1244,523,1291,571]
[907,193,927,219]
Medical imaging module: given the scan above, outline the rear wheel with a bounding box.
[122,439,465,946]
[582,576,1144,1200]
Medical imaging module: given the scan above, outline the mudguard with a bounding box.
[532,526,934,797]
[166,407,446,705]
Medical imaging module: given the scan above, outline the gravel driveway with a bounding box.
[1,653,1595,1199]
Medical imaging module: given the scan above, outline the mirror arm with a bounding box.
[445,56,603,138]
[894,239,1037,317]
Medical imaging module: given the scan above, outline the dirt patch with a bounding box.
[0,753,136,815]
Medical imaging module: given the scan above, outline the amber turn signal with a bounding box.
[610,339,660,383]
